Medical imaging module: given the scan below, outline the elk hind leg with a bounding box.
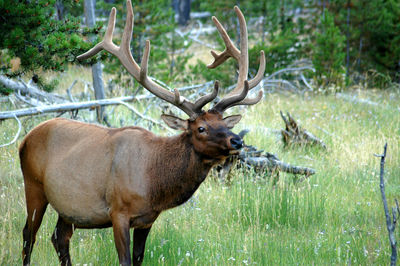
[51,216,74,266]
[22,181,48,266]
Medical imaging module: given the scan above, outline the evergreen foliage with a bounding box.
[329,0,400,83]
[0,0,96,88]
[312,11,346,89]
[97,0,191,89]
[0,0,398,94]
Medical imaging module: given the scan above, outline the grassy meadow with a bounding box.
[0,68,399,265]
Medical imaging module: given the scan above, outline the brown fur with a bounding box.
[20,111,242,265]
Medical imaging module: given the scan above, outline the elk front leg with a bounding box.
[111,214,131,266]
[132,226,152,266]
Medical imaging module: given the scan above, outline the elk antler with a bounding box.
[78,1,264,118]
[209,6,266,113]
[77,0,218,119]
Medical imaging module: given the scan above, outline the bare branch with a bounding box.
[300,73,314,91]
[0,75,65,103]
[265,66,315,80]
[376,143,397,266]
[117,100,173,132]
[0,96,135,120]
[0,114,22,148]
[15,91,43,107]
[66,80,78,102]
[264,79,298,91]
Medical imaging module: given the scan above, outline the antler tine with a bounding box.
[226,90,263,109]
[77,7,119,60]
[248,51,266,89]
[208,6,248,96]
[78,0,205,119]
[209,6,265,113]
[120,0,134,53]
[193,81,220,113]
[140,40,150,81]
[207,16,240,68]
[212,80,249,113]
[77,1,139,72]
[234,5,249,96]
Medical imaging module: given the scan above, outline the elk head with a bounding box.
[77,0,265,161]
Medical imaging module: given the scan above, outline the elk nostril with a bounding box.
[230,137,243,149]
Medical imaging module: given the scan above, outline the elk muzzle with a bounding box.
[227,134,243,155]
[230,136,243,150]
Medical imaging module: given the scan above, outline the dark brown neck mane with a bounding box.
[147,133,217,211]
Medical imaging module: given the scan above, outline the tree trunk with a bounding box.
[55,0,64,20]
[178,0,191,26]
[84,0,106,122]
[280,0,285,31]
[345,0,351,82]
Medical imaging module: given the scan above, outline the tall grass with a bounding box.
[0,82,399,265]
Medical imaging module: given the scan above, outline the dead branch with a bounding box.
[66,80,78,102]
[238,146,315,176]
[280,111,326,149]
[117,100,173,132]
[0,96,135,120]
[0,114,22,148]
[264,79,298,91]
[0,75,65,103]
[300,73,314,91]
[217,129,316,182]
[265,66,315,80]
[375,143,398,266]
[14,91,44,107]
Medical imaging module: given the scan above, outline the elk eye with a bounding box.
[198,127,206,133]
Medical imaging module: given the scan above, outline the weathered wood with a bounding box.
[238,145,315,176]
[280,111,326,149]
[0,114,21,148]
[375,144,398,266]
[0,75,65,103]
[84,0,106,121]
[217,129,316,181]
[0,96,134,120]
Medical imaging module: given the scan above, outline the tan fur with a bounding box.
[20,112,242,265]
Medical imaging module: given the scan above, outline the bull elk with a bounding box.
[19,1,265,265]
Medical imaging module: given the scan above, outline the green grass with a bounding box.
[1,80,399,265]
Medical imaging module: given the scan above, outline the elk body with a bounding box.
[20,1,265,265]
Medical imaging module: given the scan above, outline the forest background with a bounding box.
[0,0,399,265]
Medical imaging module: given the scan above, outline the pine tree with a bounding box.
[328,0,400,84]
[312,11,346,89]
[97,0,191,89]
[0,0,95,92]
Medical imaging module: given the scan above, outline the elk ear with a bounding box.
[161,114,188,130]
[223,114,242,129]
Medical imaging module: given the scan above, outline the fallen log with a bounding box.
[240,153,315,176]
[217,129,316,182]
[280,111,326,149]
[0,96,135,120]
[0,75,65,103]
